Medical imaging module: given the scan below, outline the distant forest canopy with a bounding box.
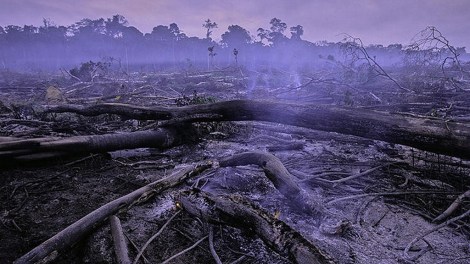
[0,14,468,72]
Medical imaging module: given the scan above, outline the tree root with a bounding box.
[327,190,456,205]
[179,189,336,264]
[316,162,401,185]
[219,151,302,200]
[208,225,223,264]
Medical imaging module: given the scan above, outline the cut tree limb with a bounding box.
[48,100,470,159]
[14,162,211,264]
[110,215,131,264]
[179,190,336,264]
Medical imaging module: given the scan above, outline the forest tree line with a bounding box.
[0,14,467,73]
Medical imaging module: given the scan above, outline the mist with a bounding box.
[1,14,467,75]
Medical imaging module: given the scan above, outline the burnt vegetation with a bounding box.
[1,15,470,264]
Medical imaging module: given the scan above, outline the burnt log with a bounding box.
[48,100,470,160]
[0,128,180,164]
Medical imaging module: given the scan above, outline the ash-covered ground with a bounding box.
[1,69,470,263]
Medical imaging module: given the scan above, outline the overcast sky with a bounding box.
[1,0,468,48]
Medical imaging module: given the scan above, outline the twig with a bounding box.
[161,235,208,264]
[342,34,412,92]
[298,171,350,182]
[10,187,29,214]
[403,209,470,260]
[325,162,400,185]
[110,215,131,264]
[64,154,100,167]
[327,191,456,205]
[123,233,150,264]
[433,189,470,222]
[61,67,82,83]
[10,219,23,232]
[170,227,211,254]
[132,210,181,264]
[209,225,223,264]
[229,256,246,264]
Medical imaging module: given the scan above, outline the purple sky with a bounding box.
[1,0,469,48]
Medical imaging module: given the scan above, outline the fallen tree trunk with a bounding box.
[179,190,336,264]
[0,128,180,163]
[14,162,211,264]
[48,100,470,159]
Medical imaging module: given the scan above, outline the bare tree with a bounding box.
[341,34,412,92]
[203,19,218,40]
[406,26,469,90]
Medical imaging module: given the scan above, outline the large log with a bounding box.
[48,100,470,160]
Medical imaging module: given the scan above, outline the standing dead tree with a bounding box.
[341,35,412,92]
[406,26,470,90]
[203,19,218,40]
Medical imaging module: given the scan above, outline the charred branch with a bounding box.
[110,215,131,264]
[219,151,323,214]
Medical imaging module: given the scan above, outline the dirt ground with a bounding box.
[1,70,470,263]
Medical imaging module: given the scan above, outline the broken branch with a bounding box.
[433,189,470,222]
[219,151,323,214]
[110,215,131,264]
